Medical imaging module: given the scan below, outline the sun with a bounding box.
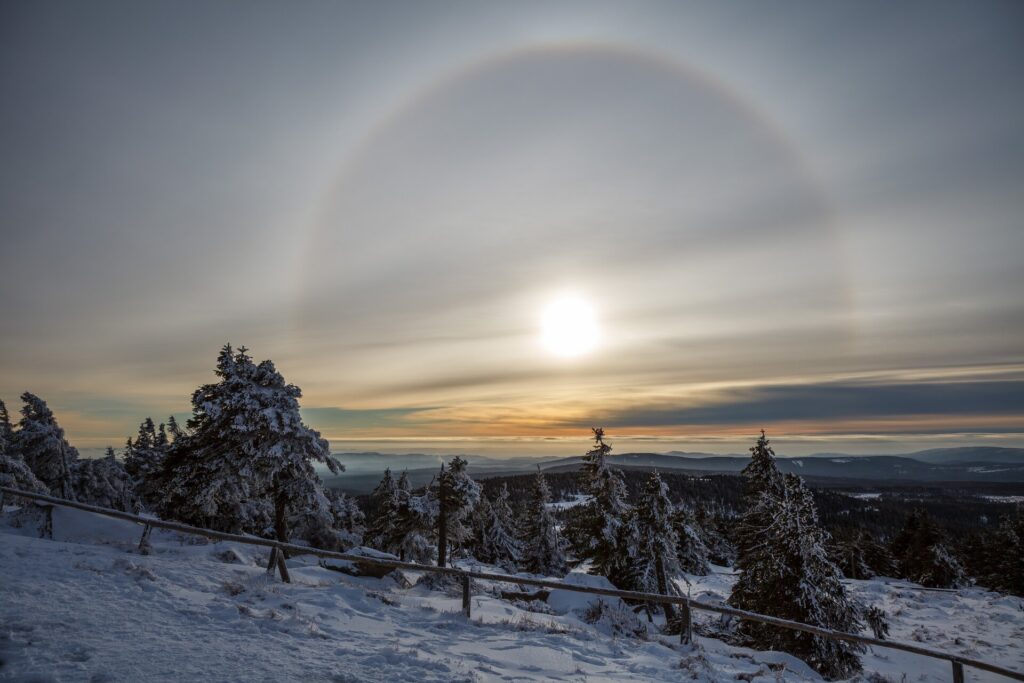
[541,295,599,358]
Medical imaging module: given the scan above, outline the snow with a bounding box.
[546,493,591,511]
[3,506,1024,682]
[680,566,1024,683]
[980,495,1024,503]
[547,571,619,614]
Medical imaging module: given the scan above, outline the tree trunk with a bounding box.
[654,552,676,623]
[437,501,448,568]
[437,468,448,568]
[59,444,74,501]
[274,494,289,555]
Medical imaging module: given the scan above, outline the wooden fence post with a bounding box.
[462,574,471,618]
[266,547,278,576]
[276,549,291,583]
[138,524,153,555]
[39,504,54,540]
[952,661,965,683]
[679,598,693,645]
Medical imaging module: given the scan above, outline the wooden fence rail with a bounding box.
[2,486,1022,682]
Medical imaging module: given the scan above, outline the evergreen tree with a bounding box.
[470,495,493,560]
[295,488,365,551]
[0,399,13,451]
[135,417,156,450]
[0,401,50,499]
[984,512,1024,596]
[436,456,481,567]
[383,471,440,561]
[633,471,683,622]
[155,422,168,448]
[72,447,138,511]
[694,503,734,567]
[156,344,341,546]
[166,415,184,442]
[890,509,965,588]
[12,392,78,499]
[366,468,399,550]
[0,452,49,499]
[391,480,437,563]
[520,470,567,576]
[671,504,711,575]
[832,530,895,580]
[729,433,863,679]
[124,416,174,509]
[726,431,785,615]
[569,428,635,585]
[476,484,522,571]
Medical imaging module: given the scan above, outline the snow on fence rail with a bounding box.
[2,486,1020,683]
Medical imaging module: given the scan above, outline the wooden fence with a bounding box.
[1,486,1021,683]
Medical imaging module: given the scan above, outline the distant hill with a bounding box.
[536,449,1024,483]
[902,447,1024,465]
[322,446,1024,493]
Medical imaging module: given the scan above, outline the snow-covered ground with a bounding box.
[546,494,591,511]
[980,495,1024,503]
[680,569,1024,682]
[2,505,1022,682]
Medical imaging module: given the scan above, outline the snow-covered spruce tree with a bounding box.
[72,447,138,511]
[832,530,894,580]
[329,490,365,544]
[670,504,711,575]
[12,392,78,499]
[294,488,365,551]
[520,469,567,576]
[124,417,176,510]
[728,433,862,679]
[366,468,400,551]
[781,475,863,676]
[0,400,50,501]
[470,495,493,560]
[476,484,522,571]
[890,509,964,588]
[490,483,523,568]
[0,452,50,501]
[729,431,785,612]
[694,503,735,566]
[632,471,683,622]
[166,415,184,442]
[985,513,1024,596]
[436,456,481,567]
[156,345,341,546]
[0,399,12,450]
[392,482,438,564]
[831,531,873,580]
[567,428,635,585]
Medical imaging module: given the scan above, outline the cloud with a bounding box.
[590,380,1024,429]
[301,406,439,433]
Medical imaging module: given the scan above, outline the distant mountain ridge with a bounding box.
[321,447,1024,493]
[536,448,1024,483]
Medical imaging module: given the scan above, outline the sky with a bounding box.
[1,1,1022,456]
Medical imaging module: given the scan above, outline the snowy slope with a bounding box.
[2,505,1023,682]
[681,569,1024,682]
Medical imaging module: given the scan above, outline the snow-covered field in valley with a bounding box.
[2,505,1022,683]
